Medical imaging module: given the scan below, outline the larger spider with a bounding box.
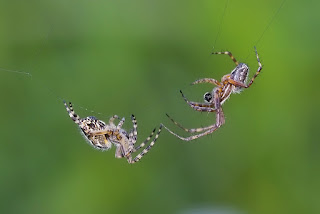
[64,101,162,163]
[163,47,262,141]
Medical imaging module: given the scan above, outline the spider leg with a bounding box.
[164,124,218,141]
[246,46,263,88]
[109,115,120,125]
[64,101,81,125]
[226,48,262,89]
[116,117,125,129]
[165,88,225,141]
[163,108,225,141]
[227,79,247,88]
[180,90,217,112]
[212,51,239,66]
[191,78,221,86]
[188,105,217,112]
[115,146,125,158]
[129,114,138,143]
[127,125,163,164]
[165,113,216,133]
[133,127,156,152]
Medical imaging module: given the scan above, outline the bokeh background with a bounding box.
[0,0,319,214]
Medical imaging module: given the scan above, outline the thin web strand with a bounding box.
[245,0,287,60]
[212,0,229,51]
[0,67,32,79]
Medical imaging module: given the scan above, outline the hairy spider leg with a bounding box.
[225,47,263,89]
[133,128,156,151]
[191,105,218,112]
[246,46,263,88]
[165,89,221,134]
[164,114,216,133]
[116,117,125,129]
[129,114,138,143]
[163,108,225,141]
[212,51,239,66]
[164,89,225,141]
[128,125,163,164]
[64,101,81,124]
[192,78,221,86]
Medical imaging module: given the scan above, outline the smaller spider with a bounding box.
[163,47,262,141]
[64,101,162,164]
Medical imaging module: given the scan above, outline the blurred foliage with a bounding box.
[0,0,319,214]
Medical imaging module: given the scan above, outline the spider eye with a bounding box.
[204,92,212,103]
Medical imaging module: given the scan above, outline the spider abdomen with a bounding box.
[230,63,249,93]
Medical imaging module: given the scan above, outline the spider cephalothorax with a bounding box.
[163,47,262,141]
[64,101,162,163]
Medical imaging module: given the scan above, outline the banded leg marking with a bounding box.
[129,125,163,164]
[116,117,125,129]
[164,107,225,141]
[64,101,81,124]
[163,124,219,141]
[133,128,156,151]
[129,114,138,143]
[212,51,239,66]
[192,78,221,86]
[165,113,216,133]
[246,46,263,88]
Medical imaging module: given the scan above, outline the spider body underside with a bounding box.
[64,101,162,164]
[163,47,262,141]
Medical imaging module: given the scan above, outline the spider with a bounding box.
[163,46,262,141]
[64,101,162,164]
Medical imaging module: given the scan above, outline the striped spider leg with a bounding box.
[93,114,163,164]
[163,47,262,141]
[64,101,162,164]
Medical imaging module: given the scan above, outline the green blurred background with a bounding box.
[0,0,319,214]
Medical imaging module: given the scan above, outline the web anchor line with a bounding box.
[1,65,112,119]
[212,0,229,50]
[0,67,32,79]
[245,0,287,60]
